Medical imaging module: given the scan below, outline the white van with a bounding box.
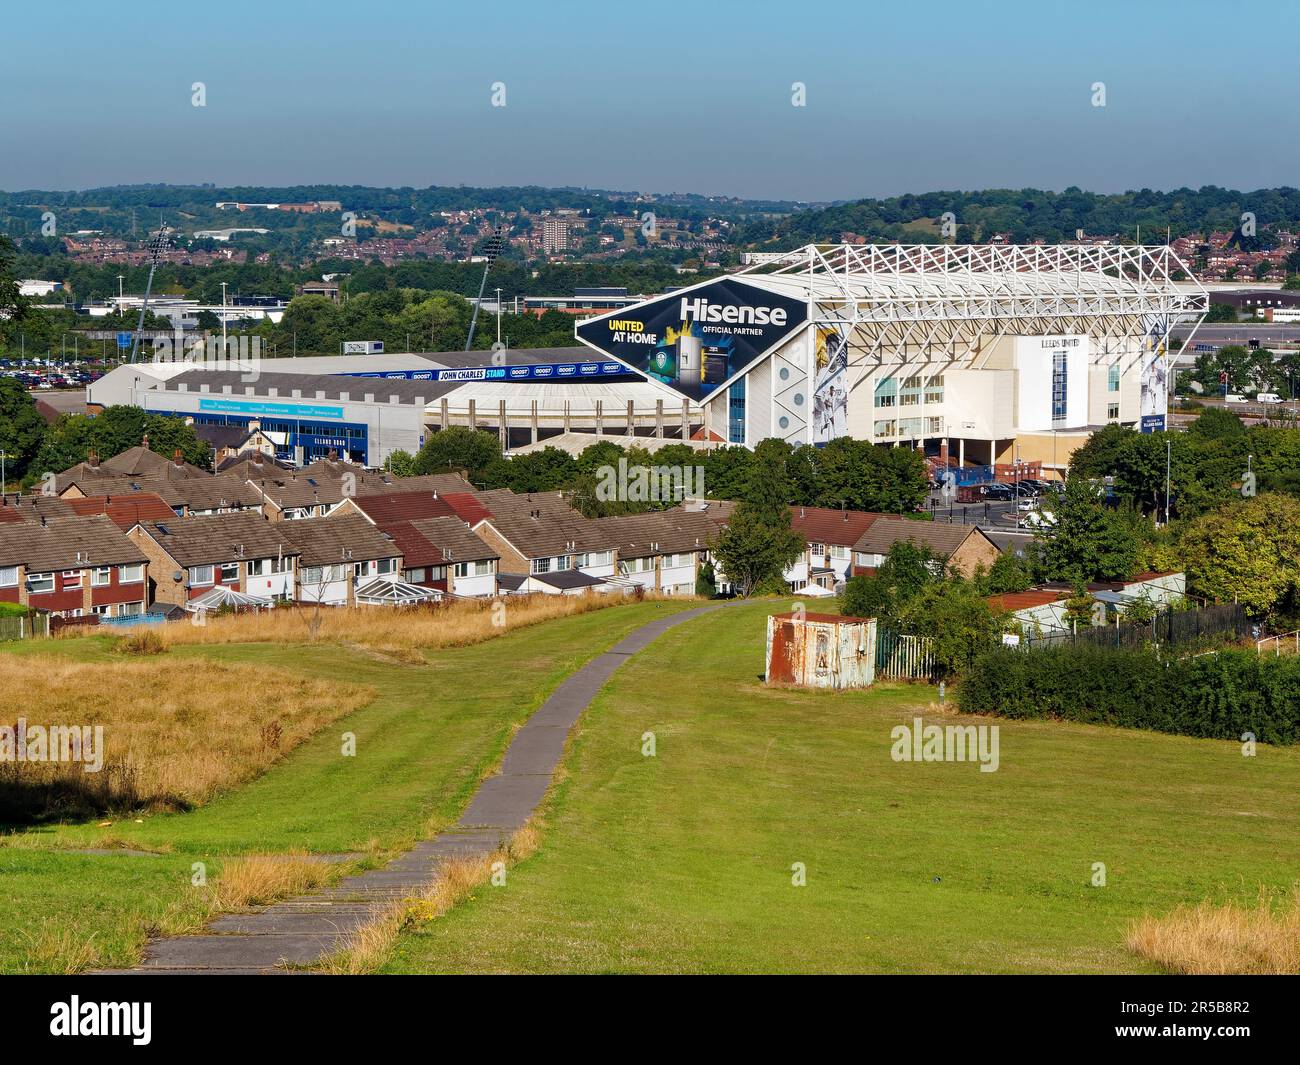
[1257,392,1283,403]
[1224,393,1246,404]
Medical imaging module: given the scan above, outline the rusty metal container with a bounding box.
[765,611,877,690]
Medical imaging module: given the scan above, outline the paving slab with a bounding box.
[140,934,346,969]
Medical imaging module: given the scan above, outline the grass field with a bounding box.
[0,598,700,973]
[381,601,1300,974]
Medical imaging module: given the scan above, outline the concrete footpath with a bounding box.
[95,601,729,975]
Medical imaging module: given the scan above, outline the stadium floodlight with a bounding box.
[464,225,509,352]
[129,225,173,364]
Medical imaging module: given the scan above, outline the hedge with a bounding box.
[958,646,1300,744]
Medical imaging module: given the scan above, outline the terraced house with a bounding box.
[128,510,299,608]
[0,514,150,619]
[277,514,404,605]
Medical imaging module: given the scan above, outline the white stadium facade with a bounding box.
[574,243,1209,474]
[88,243,1207,474]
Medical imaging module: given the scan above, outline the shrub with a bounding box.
[959,646,1300,744]
[116,628,167,656]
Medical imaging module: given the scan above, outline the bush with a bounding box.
[959,646,1300,744]
[116,629,167,656]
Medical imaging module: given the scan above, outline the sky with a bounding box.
[2,0,1295,202]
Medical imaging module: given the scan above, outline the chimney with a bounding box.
[88,449,99,469]
[142,433,150,451]
[173,448,184,468]
[328,448,338,463]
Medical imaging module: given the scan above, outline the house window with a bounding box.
[62,569,83,589]
[473,560,492,576]
[120,564,144,584]
[118,602,143,617]
[454,562,470,578]
[91,604,111,617]
[377,558,396,575]
[808,542,825,556]
[27,572,55,594]
[91,567,112,587]
[406,567,426,583]
[429,566,447,582]
[0,566,16,588]
[247,559,267,576]
[830,545,850,560]
[302,566,323,584]
[576,551,611,567]
[531,557,552,575]
[189,565,214,587]
[219,562,239,583]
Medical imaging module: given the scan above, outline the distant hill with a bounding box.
[733,186,1300,249]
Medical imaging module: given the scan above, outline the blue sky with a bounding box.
[2,0,1293,200]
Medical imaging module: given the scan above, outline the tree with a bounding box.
[28,407,210,483]
[896,580,1002,678]
[0,378,46,484]
[712,442,803,597]
[1178,493,1300,619]
[0,236,25,323]
[695,559,717,599]
[1034,479,1140,583]
[411,427,501,481]
[384,449,416,477]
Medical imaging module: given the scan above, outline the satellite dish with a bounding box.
[172,570,183,582]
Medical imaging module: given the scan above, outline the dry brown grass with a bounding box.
[319,823,541,975]
[0,655,371,817]
[147,592,655,663]
[1127,887,1300,974]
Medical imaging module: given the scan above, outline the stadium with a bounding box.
[88,243,1207,474]
[575,243,1209,475]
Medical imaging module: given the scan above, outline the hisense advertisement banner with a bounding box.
[575,277,808,402]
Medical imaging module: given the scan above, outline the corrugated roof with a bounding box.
[986,589,1067,613]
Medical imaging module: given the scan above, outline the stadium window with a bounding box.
[728,377,747,444]
[1108,364,1120,392]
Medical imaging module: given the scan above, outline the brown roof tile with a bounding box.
[0,514,149,571]
[137,511,297,568]
[277,514,402,567]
